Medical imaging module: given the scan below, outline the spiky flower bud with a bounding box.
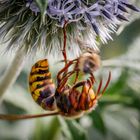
[0,0,139,56]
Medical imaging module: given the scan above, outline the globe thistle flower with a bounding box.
[0,0,139,55]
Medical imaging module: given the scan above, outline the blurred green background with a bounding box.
[0,3,140,140]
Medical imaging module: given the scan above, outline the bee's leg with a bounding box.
[96,71,111,99]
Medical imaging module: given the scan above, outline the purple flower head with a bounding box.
[27,0,139,28]
[27,0,140,25]
[25,0,140,49]
[47,0,84,27]
[26,0,40,15]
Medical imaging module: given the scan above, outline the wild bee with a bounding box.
[0,55,111,120]
[64,50,101,84]
[78,51,101,74]
[76,38,101,74]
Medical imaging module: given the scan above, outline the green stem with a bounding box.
[0,47,28,102]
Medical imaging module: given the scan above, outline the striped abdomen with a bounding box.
[29,59,56,111]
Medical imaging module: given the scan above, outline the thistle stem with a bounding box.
[0,47,28,102]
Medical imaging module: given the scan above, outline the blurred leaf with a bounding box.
[66,120,87,140]
[101,18,140,58]
[2,101,26,115]
[106,70,128,95]
[121,88,140,110]
[103,106,139,140]
[100,70,140,110]
[58,117,73,140]
[89,110,106,135]
[99,71,130,107]
[16,71,28,91]
[32,117,60,140]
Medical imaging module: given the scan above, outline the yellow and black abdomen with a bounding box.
[29,59,56,111]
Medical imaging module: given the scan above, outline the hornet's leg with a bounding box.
[62,21,68,65]
[69,80,88,110]
[57,59,77,83]
[96,71,111,99]
[57,61,74,83]
[73,80,94,110]
[73,62,79,84]
[87,74,95,93]
[57,71,76,93]
[73,71,79,84]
